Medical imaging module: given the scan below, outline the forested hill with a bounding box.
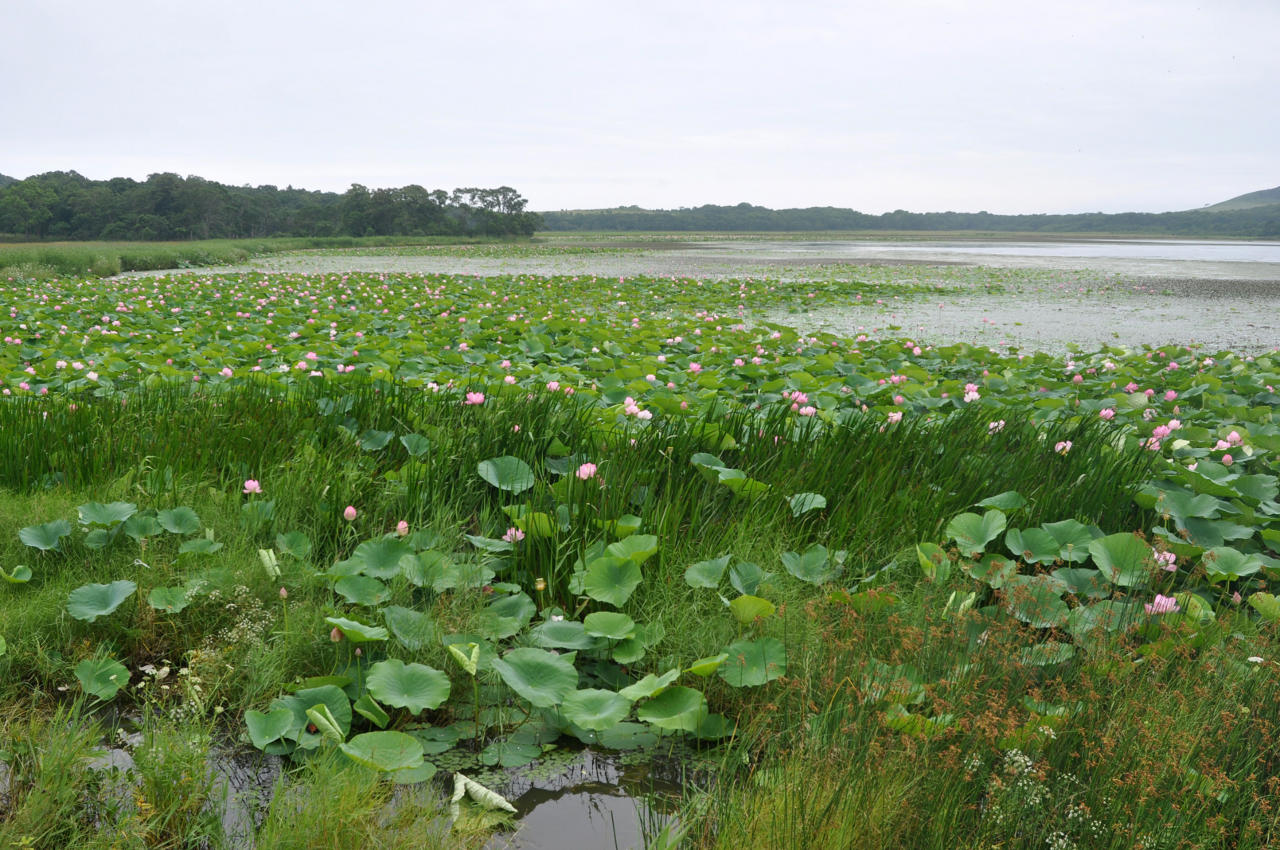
[539,201,1280,237]
[0,171,541,240]
[0,174,16,189]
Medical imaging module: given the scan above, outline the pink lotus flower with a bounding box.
[396,520,409,536]
[688,362,702,373]
[464,391,485,405]
[576,462,598,480]
[1222,454,1233,466]
[502,527,525,543]
[1153,549,1177,572]
[1099,408,1115,420]
[1054,440,1072,455]
[886,411,903,424]
[243,479,262,495]
[1144,594,1180,615]
[343,505,358,521]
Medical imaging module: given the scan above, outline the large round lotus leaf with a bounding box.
[400,433,431,458]
[728,561,770,596]
[1088,533,1151,586]
[19,519,72,551]
[963,552,1016,589]
[719,637,787,687]
[349,538,414,579]
[1052,568,1110,600]
[976,491,1027,512]
[275,530,312,558]
[595,721,659,750]
[561,689,633,731]
[528,619,601,650]
[157,506,201,535]
[433,560,495,593]
[366,660,451,715]
[333,575,389,606]
[583,611,636,640]
[684,554,730,589]
[1249,592,1280,622]
[946,509,1006,558]
[359,429,394,451]
[788,492,827,517]
[382,605,437,651]
[1041,519,1095,563]
[340,731,425,772]
[78,501,137,527]
[781,544,839,585]
[178,538,222,556]
[245,707,295,750]
[401,549,449,587]
[618,668,680,701]
[324,616,389,643]
[729,594,776,624]
[685,653,729,677]
[636,686,707,732]
[582,556,643,607]
[147,585,192,614]
[1200,546,1263,582]
[1067,599,1142,638]
[1003,575,1070,629]
[67,580,137,622]
[123,514,164,541]
[477,456,535,494]
[1005,527,1059,564]
[492,647,578,708]
[605,534,659,565]
[74,657,130,701]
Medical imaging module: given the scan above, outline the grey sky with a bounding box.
[3,0,1277,214]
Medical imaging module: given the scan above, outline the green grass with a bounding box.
[0,234,530,279]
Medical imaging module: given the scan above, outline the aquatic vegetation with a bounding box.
[0,255,1277,848]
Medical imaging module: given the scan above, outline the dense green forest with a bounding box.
[540,200,1280,237]
[0,171,541,240]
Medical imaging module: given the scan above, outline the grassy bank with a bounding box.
[0,235,528,279]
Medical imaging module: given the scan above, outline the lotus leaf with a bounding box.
[684,554,731,588]
[1088,532,1151,587]
[582,555,643,607]
[561,689,632,731]
[19,519,72,551]
[366,660,451,715]
[788,492,827,517]
[636,686,708,732]
[719,637,787,687]
[477,455,535,494]
[67,580,137,622]
[157,507,201,535]
[340,731,426,772]
[492,647,578,708]
[75,657,130,701]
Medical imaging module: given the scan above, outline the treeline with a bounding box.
[0,171,541,240]
[540,202,1280,238]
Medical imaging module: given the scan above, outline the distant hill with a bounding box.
[539,201,1280,238]
[1204,185,1280,212]
[0,173,16,189]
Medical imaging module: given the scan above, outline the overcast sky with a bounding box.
[3,0,1277,214]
